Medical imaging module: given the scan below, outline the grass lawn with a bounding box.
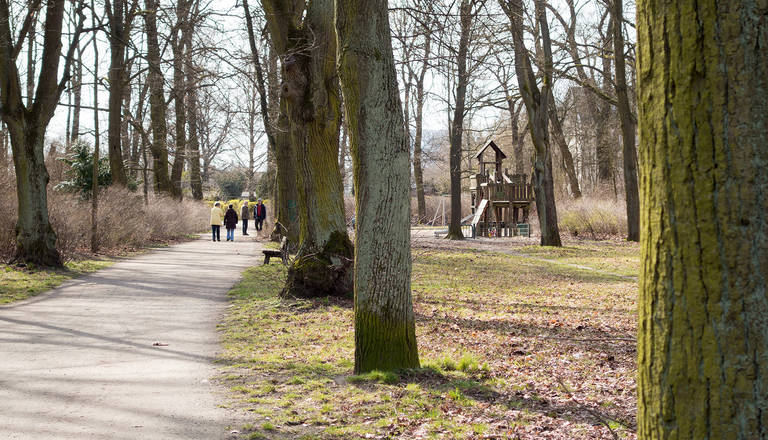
[219,240,639,439]
[0,260,114,304]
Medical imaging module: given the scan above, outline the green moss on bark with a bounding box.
[354,309,419,374]
[281,230,353,298]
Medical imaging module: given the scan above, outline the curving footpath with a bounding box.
[0,232,260,440]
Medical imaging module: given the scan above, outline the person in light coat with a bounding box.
[210,202,224,242]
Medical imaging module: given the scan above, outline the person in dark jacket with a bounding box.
[224,204,239,241]
[240,201,250,236]
[254,199,267,234]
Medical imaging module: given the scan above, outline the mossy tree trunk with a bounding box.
[0,0,83,266]
[637,1,768,438]
[500,0,562,247]
[336,0,420,374]
[261,0,352,297]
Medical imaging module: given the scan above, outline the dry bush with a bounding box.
[0,167,16,257]
[557,196,628,240]
[0,176,210,260]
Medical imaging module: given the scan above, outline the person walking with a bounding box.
[254,199,267,236]
[240,201,250,236]
[224,204,239,241]
[210,202,224,242]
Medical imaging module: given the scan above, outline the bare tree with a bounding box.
[143,0,171,194]
[0,0,85,265]
[91,0,101,252]
[610,0,638,241]
[446,0,474,240]
[105,0,139,186]
[185,59,203,199]
[500,0,562,246]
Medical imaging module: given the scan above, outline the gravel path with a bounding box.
[0,232,261,439]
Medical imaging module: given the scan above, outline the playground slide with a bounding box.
[472,199,488,227]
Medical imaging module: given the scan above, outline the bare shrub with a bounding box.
[0,177,210,260]
[557,197,628,240]
[0,168,16,257]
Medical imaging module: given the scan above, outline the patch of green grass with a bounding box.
[219,241,639,439]
[348,370,400,384]
[0,260,113,304]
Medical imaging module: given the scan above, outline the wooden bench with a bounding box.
[262,249,282,264]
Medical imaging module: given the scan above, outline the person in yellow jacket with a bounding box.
[210,202,224,242]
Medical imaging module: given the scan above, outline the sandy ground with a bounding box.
[0,230,262,440]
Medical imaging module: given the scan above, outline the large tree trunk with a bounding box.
[0,0,81,266]
[611,0,639,242]
[261,0,352,298]
[637,1,768,438]
[7,124,61,266]
[336,0,420,374]
[447,0,471,240]
[271,98,299,244]
[106,0,129,186]
[143,0,171,194]
[501,0,561,247]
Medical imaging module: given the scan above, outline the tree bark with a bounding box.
[412,17,431,224]
[611,0,639,242]
[143,0,171,194]
[169,0,193,200]
[261,0,352,297]
[336,0,420,374]
[0,0,82,266]
[25,10,35,107]
[597,25,615,187]
[243,0,299,244]
[186,64,203,200]
[501,0,562,247]
[91,3,99,253]
[105,0,131,186]
[507,99,526,175]
[71,44,82,143]
[447,0,472,240]
[637,1,768,438]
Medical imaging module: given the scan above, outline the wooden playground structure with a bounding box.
[467,141,534,237]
